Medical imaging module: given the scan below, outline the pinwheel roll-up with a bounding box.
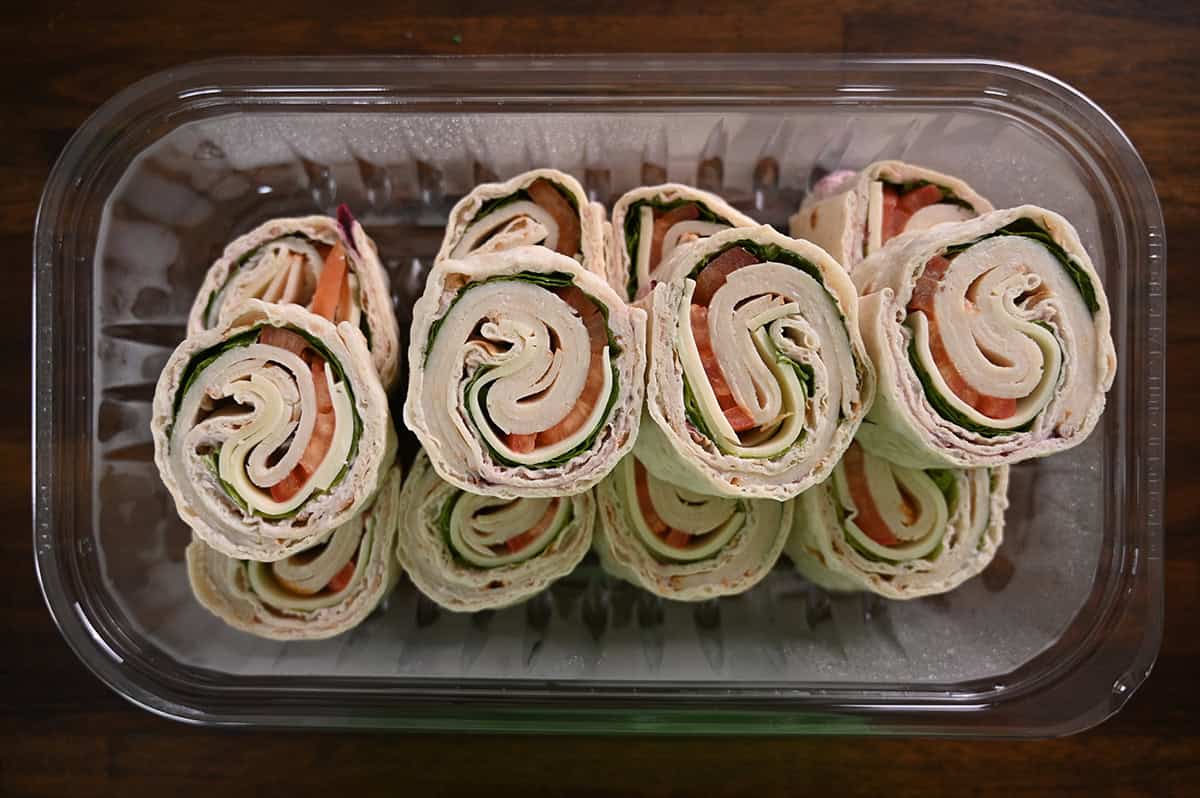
[594,455,792,601]
[404,246,646,498]
[789,161,993,272]
[852,205,1117,469]
[609,183,759,301]
[436,168,607,277]
[785,442,1007,599]
[396,451,593,611]
[638,225,874,500]
[153,300,396,561]
[186,206,401,388]
[186,466,403,640]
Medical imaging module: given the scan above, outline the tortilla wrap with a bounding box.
[851,205,1116,468]
[404,246,646,498]
[609,183,758,301]
[593,454,791,601]
[396,450,593,612]
[153,299,396,561]
[638,224,874,500]
[186,466,403,639]
[187,206,400,388]
[789,161,993,272]
[786,442,1007,600]
[436,168,607,281]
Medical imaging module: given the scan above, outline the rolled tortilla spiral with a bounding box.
[436,168,607,279]
[788,160,994,273]
[186,466,403,640]
[186,208,401,388]
[152,300,395,561]
[852,205,1117,468]
[609,183,758,301]
[638,224,875,500]
[404,246,646,498]
[396,450,594,612]
[786,442,1007,599]
[593,455,792,601]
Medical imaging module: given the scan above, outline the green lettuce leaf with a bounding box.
[173,328,261,420]
[925,468,959,508]
[682,374,717,444]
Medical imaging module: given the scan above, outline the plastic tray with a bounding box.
[33,55,1165,736]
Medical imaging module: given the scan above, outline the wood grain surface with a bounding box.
[3,1,1197,796]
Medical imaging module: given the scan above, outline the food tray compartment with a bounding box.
[33,56,1164,735]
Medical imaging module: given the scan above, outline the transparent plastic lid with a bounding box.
[33,56,1164,736]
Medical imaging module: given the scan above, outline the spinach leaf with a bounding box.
[782,355,815,398]
[205,454,249,515]
[925,468,959,509]
[474,189,531,220]
[438,491,461,548]
[682,374,717,445]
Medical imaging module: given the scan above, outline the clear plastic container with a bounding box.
[33,56,1165,736]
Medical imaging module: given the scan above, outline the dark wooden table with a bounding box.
[4,2,1197,795]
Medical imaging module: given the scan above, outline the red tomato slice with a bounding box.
[334,268,354,324]
[532,287,607,447]
[649,203,701,268]
[310,359,333,413]
[908,255,952,316]
[527,178,581,257]
[268,470,306,504]
[975,395,1018,419]
[907,256,1016,420]
[504,433,538,454]
[269,355,339,502]
[842,443,902,547]
[880,186,911,244]
[504,530,535,554]
[663,529,691,549]
[634,462,671,536]
[326,560,356,593]
[897,183,946,214]
[691,246,759,306]
[502,499,559,554]
[310,242,348,321]
[689,305,757,433]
